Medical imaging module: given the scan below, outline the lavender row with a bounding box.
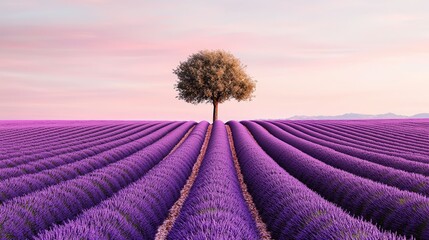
[278,122,429,175]
[0,122,184,203]
[229,121,402,239]
[308,122,429,154]
[0,123,162,176]
[244,120,429,239]
[284,122,429,164]
[36,121,209,240]
[0,121,194,239]
[259,121,429,197]
[168,121,260,239]
[0,123,147,164]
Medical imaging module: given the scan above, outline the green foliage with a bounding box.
[173,50,256,105]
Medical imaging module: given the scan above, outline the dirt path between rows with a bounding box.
[226,125,272,240]
[155,125,212,240]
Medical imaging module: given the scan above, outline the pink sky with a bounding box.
[1,1,428,121]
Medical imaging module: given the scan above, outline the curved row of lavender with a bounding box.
[167,121,261,239]
[0,118,428,239]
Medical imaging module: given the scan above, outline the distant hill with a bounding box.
[288,113,429,120]
[412,113,429,118]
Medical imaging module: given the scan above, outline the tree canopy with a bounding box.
[173,50,256,121]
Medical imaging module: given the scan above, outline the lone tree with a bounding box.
[173,50,256,122]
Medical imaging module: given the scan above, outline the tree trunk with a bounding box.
[212,100,218,123]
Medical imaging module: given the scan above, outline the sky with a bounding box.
[1,0,428,121]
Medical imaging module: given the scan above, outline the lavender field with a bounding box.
[0,119,429,239]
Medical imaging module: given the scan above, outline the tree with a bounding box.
[173,50,256,122]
